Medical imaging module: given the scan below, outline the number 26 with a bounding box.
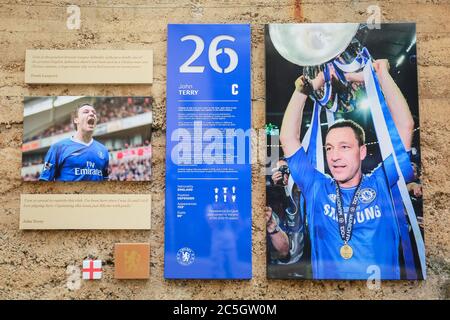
[179,35,239,74]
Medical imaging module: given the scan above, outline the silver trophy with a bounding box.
[269,23,369,113]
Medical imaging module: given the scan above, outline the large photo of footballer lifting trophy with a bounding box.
[265,23,425,280]
[22,96,152,182]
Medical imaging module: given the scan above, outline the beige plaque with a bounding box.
[20,194,151,230]
[25,50,153,84]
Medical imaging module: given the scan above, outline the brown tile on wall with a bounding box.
[114,243,150,279]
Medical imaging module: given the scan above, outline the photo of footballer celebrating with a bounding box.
[22,96,153,182]
[265,23,425,280]
[39,103,109,181]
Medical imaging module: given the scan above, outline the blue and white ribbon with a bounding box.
[364,62,425,279]
[333,47,371,73]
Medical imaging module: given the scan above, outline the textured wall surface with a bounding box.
[0,0,449,299]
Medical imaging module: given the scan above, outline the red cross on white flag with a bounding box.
[82,259,102,280]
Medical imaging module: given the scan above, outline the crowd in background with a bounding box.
[108,158,152,181]
[23,97,153,143]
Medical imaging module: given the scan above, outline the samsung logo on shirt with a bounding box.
[323,204,382,224]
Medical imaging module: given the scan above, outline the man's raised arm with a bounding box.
[346,59,414,150]
[280,74,324,157]
[374,59,414,150]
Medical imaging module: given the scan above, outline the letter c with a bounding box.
[231,84,239,95]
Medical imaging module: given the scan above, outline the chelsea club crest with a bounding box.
[98,151,104,159]
[176,247,195,266]
[359,188,376,203]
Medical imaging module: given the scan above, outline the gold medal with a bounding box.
[340,244,353,259]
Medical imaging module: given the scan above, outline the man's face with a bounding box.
[325,127,366,186]
[74,105,97,133]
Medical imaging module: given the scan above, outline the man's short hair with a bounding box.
[73,103,94,131]
[327,119,365,146]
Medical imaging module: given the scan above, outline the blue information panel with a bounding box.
[164,24,252,279]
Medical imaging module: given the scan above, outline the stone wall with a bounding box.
[0,0,448,299]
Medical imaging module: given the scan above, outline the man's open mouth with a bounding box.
[87,118,95,125]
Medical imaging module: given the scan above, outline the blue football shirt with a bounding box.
[39,138,109,182]
[287,147,411,280]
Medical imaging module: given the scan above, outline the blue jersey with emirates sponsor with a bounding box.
[287,147,410,280]
[39,138,109,181]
